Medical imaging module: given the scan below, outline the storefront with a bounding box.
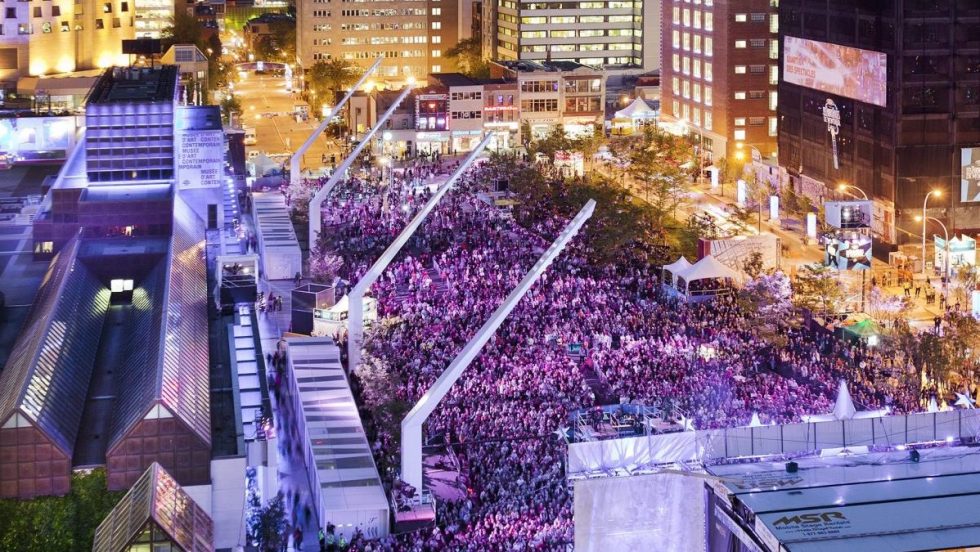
[415,131,450,155]
[451,130,483,154]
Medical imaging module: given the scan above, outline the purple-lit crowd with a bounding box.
[300,157,926,551]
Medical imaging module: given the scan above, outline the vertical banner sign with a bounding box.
[770,195,780,221]
[737,179,747,206]
[961,148,980,202]
[823,99,841,170]
[177,128,225,189]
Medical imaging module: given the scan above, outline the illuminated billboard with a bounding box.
[961,148,980,202]
[783,36,887,107]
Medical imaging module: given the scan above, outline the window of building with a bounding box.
[769,90,777,111]
[32,6,41,17]
[704,12,713,31]
[734,91,746,100]
[672,30,680,48]
[769,40,778,60]
[770,13,778,33]
[748,90,765,99]
[693,35,701,53]
[672,100,680,117]
[18,23,29,34]
[704,86,712,106]
[682,80,690,99]
[749,38,766,48]
[432,21,441,29]
[734,65,747,74]
[693,83,701,103]
[693,107,700,126]
[672,54,680,72]
[769,65,778,84]
[704,62,712,81]
[112,16,120,27]
[734,129,746,140]
[672,77,680,95]
[735,40,746,48]
[432,36,440,43]
[693,10,701,29]
[682,31,689,51]
[682,103,690,120]
[769,117,777,137]
[750,12,766,22]
[60,20,69,31]
[432,50,441,57]
[735,13,747,22]
[95,18,104,29]
[4,8,14,19]
[749,64,765,74]
[705,37,713,57]
[682,8,690,27]
[704,111,712,130]
[672,6,680,25]
[682,56,690,75]
[734,117,746,126]
[103,2,111,12]
[431,7,441,14]
[52,6,61,16]
[748,116,765,125]
[432,64,441,72]
[121,2,128,11]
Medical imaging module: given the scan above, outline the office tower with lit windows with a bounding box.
[488,0,659,70]
[0,0,134,89]
[296,0,459,82]
[778,0,980,244]
[659,0,778,167]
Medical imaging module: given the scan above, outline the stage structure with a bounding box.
[347,134,493,371]
[400,200,596,491]
[308,85,414,250]
[290,57,382,190]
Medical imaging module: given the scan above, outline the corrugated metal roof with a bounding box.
[0,235,110,455]
[92,462,214,552]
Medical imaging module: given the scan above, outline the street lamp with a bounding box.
[836,182,868,200]
[922,189,942,277]
[917,215,949,297]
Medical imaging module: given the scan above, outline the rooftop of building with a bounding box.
[493,59,599,73]
[245,11,294,25]
[708,445,980,552]
[87,66,179,104]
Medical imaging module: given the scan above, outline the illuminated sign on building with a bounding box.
[961,148,980,202]
[784,36,887,107]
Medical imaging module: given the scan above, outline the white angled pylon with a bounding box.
[347,133,494,372]
[290,57,382,189]
[399,199,596,491]
[308,84,414,250]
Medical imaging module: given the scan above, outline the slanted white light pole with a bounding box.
[399,199,596,491]
[308,85,414,250]
[348,134,493,372]
[290,57,382,189]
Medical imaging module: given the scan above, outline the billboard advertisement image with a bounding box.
[783,36,887,107]
[961,148,980,202]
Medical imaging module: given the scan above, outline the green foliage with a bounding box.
[625,126,695,230]
[0,469,123,552]
[219,93,242,124]
[791,264,845,316]
[741,251,765,279]
[160,10,223,93]
[444,37,489,78]
[253,18,296,63]
[248,492,289,551]
[307,59,364,114]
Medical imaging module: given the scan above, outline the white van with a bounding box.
[244,126,257,145]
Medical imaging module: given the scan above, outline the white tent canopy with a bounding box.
[662,257,692,287]
[676,255,742,295]
[802,380,890,422]
[615,97,658,120]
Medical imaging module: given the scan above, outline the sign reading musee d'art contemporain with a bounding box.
[961,148,980,202]
[177,128,224,189]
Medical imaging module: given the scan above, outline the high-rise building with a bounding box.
[296,0,459,81]
[659,0,778,166]
[778,0,980,244]
[0,0,134,88]
[488,0,660,70]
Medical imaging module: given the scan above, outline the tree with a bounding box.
[247,491,288,552]
[626,126,694,230]
[741,251,765,279]
[739,270,793,343]
[307,59,364,114]
[866,285,912,328]
[791,264,845,317]
[253,17,296,63]
[529,124,574,161]
[445,37,489,78]
[309,245,343,284]
[219,93,241,124]
[160,10,223,95]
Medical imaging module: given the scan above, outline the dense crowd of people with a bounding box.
[303,156,926,551]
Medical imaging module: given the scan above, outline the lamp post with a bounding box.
[922,189,942,277]
[917,215,950,297]
[836,182,868,200]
